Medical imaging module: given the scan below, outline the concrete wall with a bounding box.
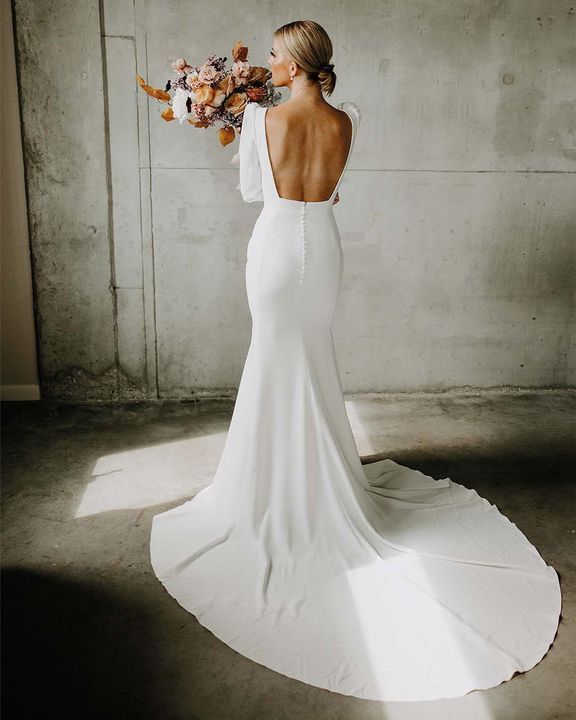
[1,0,40,400]
[12,0,576,399]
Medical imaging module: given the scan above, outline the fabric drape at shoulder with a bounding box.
[238,103,263,203]
[338,101,361,129]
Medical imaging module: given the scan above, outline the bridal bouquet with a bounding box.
[136,40,280,148]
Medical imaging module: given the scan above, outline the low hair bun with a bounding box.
[274,20,338,96]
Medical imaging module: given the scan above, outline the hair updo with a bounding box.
[273,20,337,96]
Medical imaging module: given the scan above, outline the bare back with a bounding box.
[264,103,353,203]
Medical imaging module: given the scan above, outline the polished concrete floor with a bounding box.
[1,390,574,720]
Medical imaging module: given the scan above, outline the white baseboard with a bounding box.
[1,384,41,401]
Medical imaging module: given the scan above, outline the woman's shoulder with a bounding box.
[268,100,359,122]
[261,101,360,134]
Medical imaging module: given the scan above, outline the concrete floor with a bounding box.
[1,390,574,720]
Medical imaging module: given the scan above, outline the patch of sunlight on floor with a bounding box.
[345,555,496,717]
[75,432,226,518]
[344,399,378,455]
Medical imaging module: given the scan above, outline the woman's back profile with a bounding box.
[264,101,353,202]
[150,19,562,703]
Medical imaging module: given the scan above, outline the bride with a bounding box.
[150,20,562,702]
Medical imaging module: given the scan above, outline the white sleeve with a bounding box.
[238,103,264,203]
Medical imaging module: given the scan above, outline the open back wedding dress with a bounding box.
[150,100,562,702]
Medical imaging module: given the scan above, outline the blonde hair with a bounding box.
[274,20,336,96]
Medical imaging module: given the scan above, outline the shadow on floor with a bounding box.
[1,567,170,719]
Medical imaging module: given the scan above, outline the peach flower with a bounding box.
[171,58,194,74]
[198,64,218,84]
[224,92,248,116]
[231,60,252,86]
[194,84,226,110]
[172,58,187,71]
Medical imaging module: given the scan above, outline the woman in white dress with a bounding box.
[150,20,562,701]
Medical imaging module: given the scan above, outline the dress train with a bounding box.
[150,100,562,701]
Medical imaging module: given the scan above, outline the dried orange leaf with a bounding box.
[232,41,248,63]
[188,118,210,128]
[248,67,271,84]
[135,74,171,102]
[219,125,236,147]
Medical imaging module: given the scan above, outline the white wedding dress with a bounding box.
[150,101,562,701]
